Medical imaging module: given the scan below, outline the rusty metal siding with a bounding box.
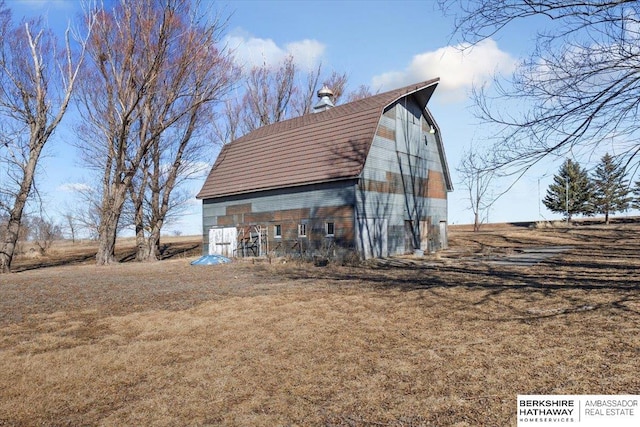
[357,97,448,256]
[201,180,357,256]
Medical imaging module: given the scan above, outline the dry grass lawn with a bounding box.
[0,223,638,426]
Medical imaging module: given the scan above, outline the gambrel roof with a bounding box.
[197,78,451,199]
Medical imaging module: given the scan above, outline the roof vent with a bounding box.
[313,85,335,113]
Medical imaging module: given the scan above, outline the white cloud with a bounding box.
[284,39,326,71]
[58,183,92,193]
[224,31,325,72]
[16,0,71,8]
[372,39,517,103]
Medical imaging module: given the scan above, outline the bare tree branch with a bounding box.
[441,1,640,175]
[0,2,91,272]
[457,148,497,231]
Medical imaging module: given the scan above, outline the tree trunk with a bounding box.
[473,210,480,232]
[135,240,156,262]
[134,225,147,262]
[133,189,147,262]
[0,149,41,273]
[0,215,21,273]
[95,188,127,265]
[146,233,161,262]
[138,221,162,262]
[135,229,160,262]
[95,219,119,265]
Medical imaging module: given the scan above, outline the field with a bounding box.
[0,223,638,426]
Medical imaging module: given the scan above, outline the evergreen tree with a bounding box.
[543,159,593,222]
[631,180,640,210]
[591,153,630,224]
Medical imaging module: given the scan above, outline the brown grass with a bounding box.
[11,235,202,272]
[0,224,638,426]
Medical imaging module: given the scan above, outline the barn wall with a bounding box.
[357,97,448,257]
[200,95,449,260]
[201,180,357,257]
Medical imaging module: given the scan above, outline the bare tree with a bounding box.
[61,210,78,243]
[133,5,235,262]
[439,1,640,172]
[241,55,298,133]
[346,84,376,103]
[0,2,90,272]
[75,0,168,265]
[291,62,323,117]
[76,0,235,265]
[212,97,243,145]
[60,184,116,241]
[31,215,62,255]
[322,70,349,104]
[132,103,228,262]
[215,56,352,143]
[216,56,299,139]
[72,184,104,240]
[457,149,496,231]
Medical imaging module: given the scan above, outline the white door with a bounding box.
[439,221,448,250]
[419,220,430,251]
[209,227,237,257]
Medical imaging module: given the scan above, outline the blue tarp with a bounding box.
[190,255,232,265]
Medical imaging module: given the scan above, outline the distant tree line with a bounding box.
[458,150,640,231]
[544,154,640,224]
[0,214,63,256]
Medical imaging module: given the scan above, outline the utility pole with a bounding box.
[565,177,569,222]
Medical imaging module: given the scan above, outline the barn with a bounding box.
[196,78,453,259]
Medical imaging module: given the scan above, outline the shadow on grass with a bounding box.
[12,253,97,272]
[119,243,200,263]
[12,242,202,272]
[278,245,640,322]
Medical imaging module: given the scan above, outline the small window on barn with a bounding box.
[298,224,307,237]
[326,222,335,237]
[274,224,282,239]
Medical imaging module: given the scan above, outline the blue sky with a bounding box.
[8,0,633,235]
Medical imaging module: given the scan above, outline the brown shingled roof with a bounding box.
[197,79,440,199]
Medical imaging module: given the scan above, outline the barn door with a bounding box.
[209,227,237,257]
[439,221,448,250]
[419,220,430,251]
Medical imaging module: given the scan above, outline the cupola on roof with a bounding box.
[313,84,335,113]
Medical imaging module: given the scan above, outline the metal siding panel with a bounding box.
[201,181,358,255]
[378,115,395,129]
[356,193,447,257]
[202,203,226,217]
[426,134,444,173]
[250,183,355,212]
